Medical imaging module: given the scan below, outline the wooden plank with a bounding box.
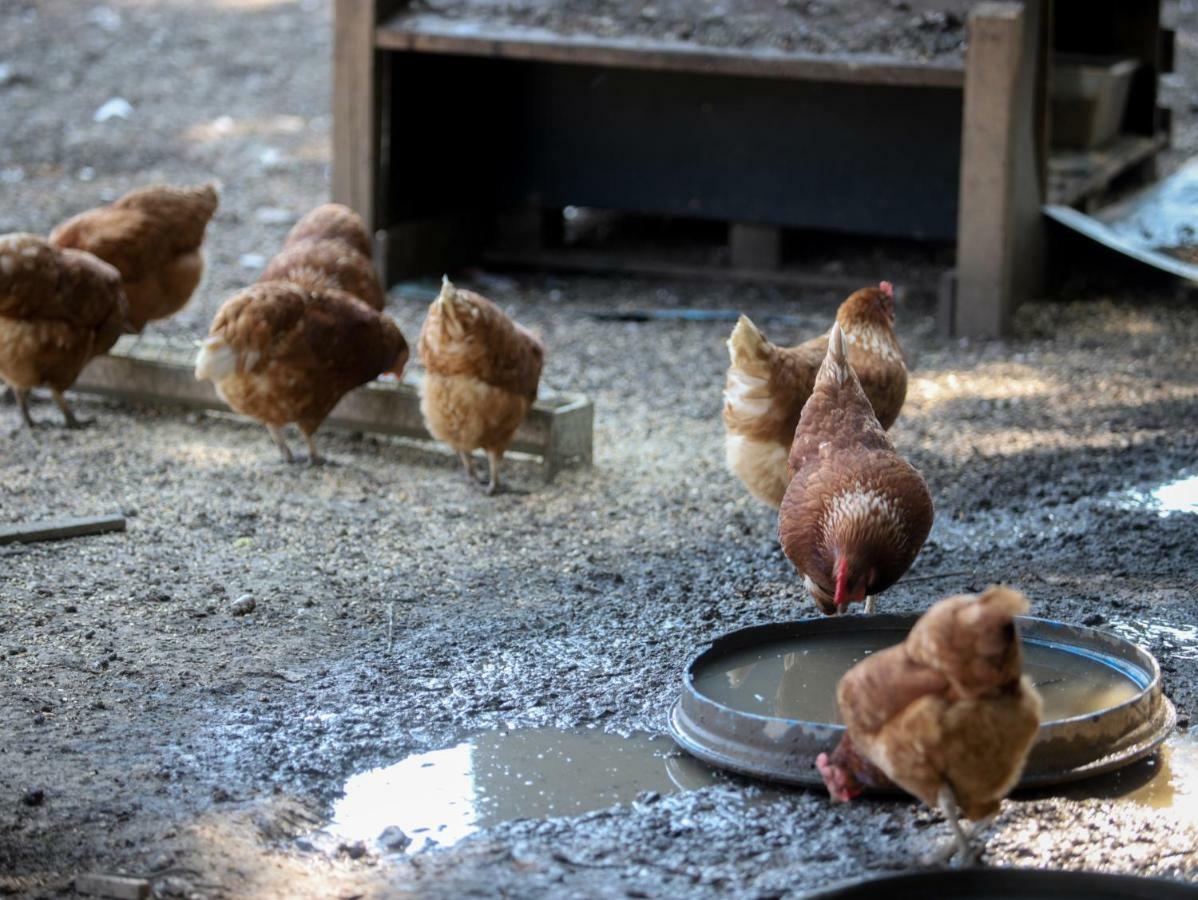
[74,874,150,900]
[728,223,782,271]
[954,1,1047,338]
[1047,132,1169,207]
[0,515,126,546]
[375,14,965,88]
[71,337,592,476]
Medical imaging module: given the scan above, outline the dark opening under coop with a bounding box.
[334,0,1173,336]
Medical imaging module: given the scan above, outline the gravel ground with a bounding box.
[2,2,1198,899]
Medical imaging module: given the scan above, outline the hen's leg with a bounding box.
[302,431,324,466]
[485,449,503,495]
[268,425,294,464]
[51,389,82,429]
[930,786,979,866]
[457,451,479,483]
[863,596,876,615]
[14,389,34,429]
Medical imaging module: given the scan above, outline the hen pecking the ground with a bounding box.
[0,234,127,428]
[817,586,1043,864]
[724,282,907,508]
[778,321,931,615]
[195,203,407,464]
[418,276,544,494]
[49,183,219,332]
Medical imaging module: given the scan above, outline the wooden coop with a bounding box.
[333,0,1173,337]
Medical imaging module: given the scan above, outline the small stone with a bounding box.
[377,825,411,852]
[159,876,191,898]
[1082,613,1105,627]
[93,97,134,122]
[230,594,256,616]
[254,206,293,225]
[88,6,123,32]
[21,787,45,807]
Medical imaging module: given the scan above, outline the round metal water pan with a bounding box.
[803,869,1197,899]
[669,614,1175,788]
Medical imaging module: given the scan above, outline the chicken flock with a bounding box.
[2,182,1044,864]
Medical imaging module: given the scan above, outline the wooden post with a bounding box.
[333,0,387,232]
[955,1,1047,337]
[729,223,783,270]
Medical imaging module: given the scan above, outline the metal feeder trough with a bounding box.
[669,615,1175,789]
[803,869,1198,899]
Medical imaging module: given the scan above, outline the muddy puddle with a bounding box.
[692,631,1141,724]
[1059,730,1198,826]
[324,728,725,852]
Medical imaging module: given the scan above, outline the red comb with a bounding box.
[879,281,894,299]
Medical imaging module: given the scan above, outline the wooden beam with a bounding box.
[728,223,782,271]
[0,515,126,546]
[333,0,383,231]
[954,1,1047,338]
[74,874,149,900]
[374,13,966,88]
[71,337,593,479]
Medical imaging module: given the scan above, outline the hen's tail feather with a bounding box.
[194,336,237,382]
[828,321,847,364]
[437,275,461,325]
[727,315,772,372]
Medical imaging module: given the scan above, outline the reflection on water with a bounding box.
[327,728,722,851]
[1062,732,1198,825]
[1117,474,1198,517]
[693,631,1142,724]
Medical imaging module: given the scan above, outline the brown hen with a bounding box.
[0,234,126,428]
[49,183,219,332]
[194,282,407,464]
[257,204,383,311]
[817,586,1043,863]
[418,276,544,494]
[778,321,931,615]
[724,282,907,508]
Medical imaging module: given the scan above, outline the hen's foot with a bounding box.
[457,451,480,484]
[303,432,324,466]
[15,390,35,430]
[924,789,990,866]
[485,450,504,495]
[52,390,89,429]
[268,425,295,464]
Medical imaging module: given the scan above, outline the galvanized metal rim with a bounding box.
[670,614,1177,789]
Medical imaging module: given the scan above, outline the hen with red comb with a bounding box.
[778,321,932,615]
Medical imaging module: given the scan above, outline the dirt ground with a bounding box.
[3,1,1198,899]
